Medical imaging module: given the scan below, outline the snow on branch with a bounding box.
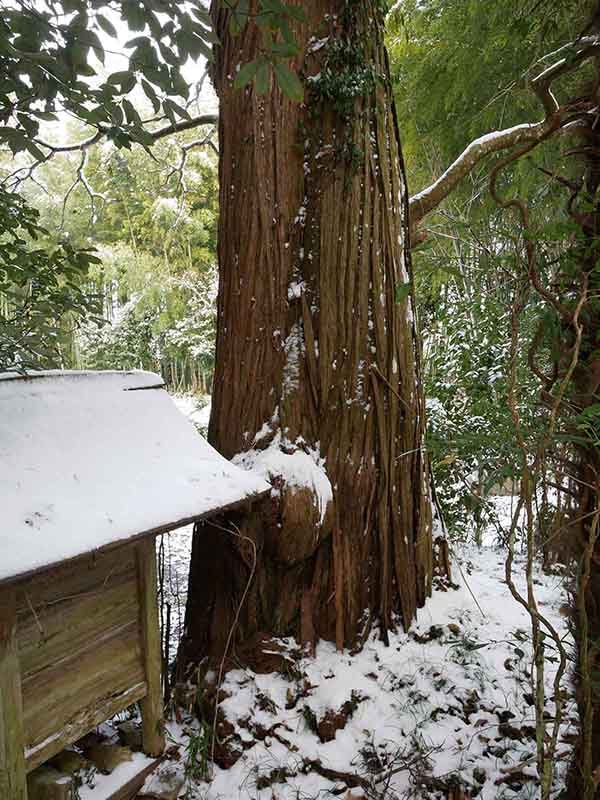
[409,34,600,239]
[409,120,558,226]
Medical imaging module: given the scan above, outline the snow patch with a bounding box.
[0,371,269,583]
[234,435,333,524]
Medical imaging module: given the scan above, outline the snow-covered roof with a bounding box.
[0,370,270,584]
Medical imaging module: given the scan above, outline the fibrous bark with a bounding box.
[179,0,432,668]
[565,94,600,800]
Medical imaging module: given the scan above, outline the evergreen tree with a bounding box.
[178,0,433,667]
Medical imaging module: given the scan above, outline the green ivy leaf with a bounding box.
[229,0,250,36]
[269,41,300,58]
[273,61,303,101]
[395,283,411,303]
[255,61,270,95]
[234,59,261,90]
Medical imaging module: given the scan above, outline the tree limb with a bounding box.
[409,118,560,227]
[409,34,600,238]
[2,112,219,192]
[33,112,219,154]
[150,113,219,141]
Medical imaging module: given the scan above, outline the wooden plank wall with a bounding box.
[0,587,28,798]
[136,539,165,757]
[15,545,147,771]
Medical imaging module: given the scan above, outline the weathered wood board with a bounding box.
[0,587,28,799]
[136,540,165,757]
[9,540,162,774]
[105,756,164,800]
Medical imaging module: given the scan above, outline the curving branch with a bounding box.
[409,34,600,240]
[2,112,220,193]
[60,149,106,229]
[35,112,219,153]
[409,118,560,227]
[149,112,219,141]
[34,129,104,155]
[162,126,219,226]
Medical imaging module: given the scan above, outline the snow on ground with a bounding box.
[78,751,155,800]
[20,391,576,799]
[152,395,577,800]
[166,542,576,800]
[80,506,577,799]
[171,393,212,432]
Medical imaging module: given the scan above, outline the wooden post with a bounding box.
[0,587,28,799]
[136,538,165,757]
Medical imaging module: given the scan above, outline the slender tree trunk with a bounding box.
[567,93,600,799]
[179,0,432,668]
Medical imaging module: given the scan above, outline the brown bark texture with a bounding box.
[566,83,600,799]
[179,0,432,668]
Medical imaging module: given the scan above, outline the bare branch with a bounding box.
[150,113,219,141]
[161,127,218,225]
[409,34,600,238]
[34,129,104,155]
[60,149,105,229]
[409,118,559,228]
[3,113,219,190]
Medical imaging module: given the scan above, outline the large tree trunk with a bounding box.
[179,0,432,668]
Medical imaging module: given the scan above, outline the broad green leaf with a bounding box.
[164,98,191,121]
[234,59,261,90]
[107,70,136,94]
[141,79,160,112]
[96,14,118,37]
[255,61,270,95]
[273,61,303,101]
[269,41,300,57]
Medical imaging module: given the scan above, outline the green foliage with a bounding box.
[0,0,308,157]
[183,718,211,784]
[0,0,308,372]
[388,0,592,175]
[0,0,216,156]
[308,39,379,121]
[388,0,594,542]
[575,405,600,450]
[0,0,221,372]
[228,0,306,100]
[0,185,101,370]
[422,238,536,540]
[26,131,220,386]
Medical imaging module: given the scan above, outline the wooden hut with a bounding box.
[0,370,269,799]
